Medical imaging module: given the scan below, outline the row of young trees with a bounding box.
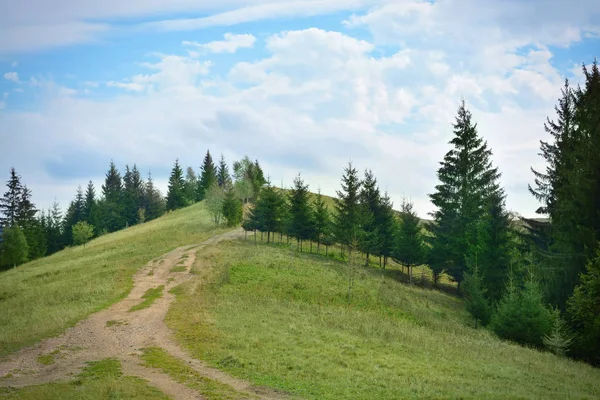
[0,151,264,268]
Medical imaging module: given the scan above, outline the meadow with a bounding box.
[166,239,600,400]
[0,203,229,358]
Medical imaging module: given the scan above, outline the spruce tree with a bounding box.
[359,170,381,264]
[463,261,491,328]
[83,181,99,232]
[143,172,166,221]
[64,186,85,244]
[334,161,362,256]
[313,189,331,254]
[46,201,64,254]
[198,150,217,201]
[0,168,23,227]
[217,154,231,188]
[222,185,243,227]
[100,161,125,232]
[250,182,283,243]
[288,174,314,251]
[166,159,186,211]
[378,191,397,268]
[393,200,425,281]
[428,100,502,289]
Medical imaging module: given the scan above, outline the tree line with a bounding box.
[0,151,265,267]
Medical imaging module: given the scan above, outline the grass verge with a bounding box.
[128,286,164,312]
[140,347,246,400]
[0,202,230,358]
[167,240,600,400]
[0,358,168,399]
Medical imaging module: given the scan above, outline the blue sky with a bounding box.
[1,0,599,217]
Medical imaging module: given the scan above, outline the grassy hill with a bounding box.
[1,200,597,399]
[0,203,229,358]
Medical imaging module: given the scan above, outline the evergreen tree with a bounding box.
[122,164,145,226]
[233,156,266,203]
[22,217,46,260]
[72,221,94,247]
[217,154,231,188]
[463,261,491,328]
[1,225,28,267]
[359,170,381,264]
[64,186,85,244]
[248,182,283,243]
[334,161,362,256]
[143,172,166,221]
[83,181,99,232]
[222,185,243,227]
[184,167,198,205]
[0,168,23,227]
[46,201,64,254]
[394,200,425,281]
[313,189,331,254]
[568,249,600,365]
[427,100,502,289]
[166,159,186,211]
[288,174,314,251]
[198,151,217,201]
[100,161,125,232]
[378,191,397,268]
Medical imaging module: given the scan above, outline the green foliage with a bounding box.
[394,199,425,279]
[122,164,145,226]
[222,186,243,227]
[334,161,362,251]
[312,189,331,252]
[183,166,198,205]
[100,161,126,233]
[490,271,553,348]
[463,262,491,327]
[205,182,224,225]
[166,159,186,211]
[543,308,573,357]
[288,174,315,246]
[1,225,28,267]
[247,183,284,242]
[377,191,397,267]
[0,168,24,227]
[217,154,232,189]
[83,181,100,233]
[72,221,95,247]
[358,169,381,260]
[143,172,166,221]
[568,250,600,365]
[197,150,217,202]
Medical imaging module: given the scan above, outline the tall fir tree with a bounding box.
[247,182,283,243]
[359,170,381,264]
[83,181,99,232]
[427,100,502,289]
[143,172,166,221]
[334,161,362,255]
[64,186,85,244]
[0,168,23,227]
[198,150,218,201]
[312,189,331,254]
[100,161,126,233]
[288,174,314,251]
[222,185,243,227]
[378,191,397,268]
[166,159,186,211]
[46,201,64,254]
[393,200,425,281]
[217,154,231,188]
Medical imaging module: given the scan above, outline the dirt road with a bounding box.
[0,229,286,400]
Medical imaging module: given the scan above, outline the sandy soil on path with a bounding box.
[0,229,288,400]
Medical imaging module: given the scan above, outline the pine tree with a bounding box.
[222,185,243,227]
[166,159,186,211]
[100,161,125,233]
[359,170,381,264]
[334,161,362,256]
[83,181,99,233]
[143,172,166,221]
[0,168,23,227]
[1,225,28,267]
[64,186,85,244]
[251,182,284,243]
[217,154,231,188]
[46,201,64,254]
[184,167,198,205]
[122,164,145,226]
[288,174,314,251]
[427,100,502,289]
[463,261,491,328]
[568,249,600,365]
[313,189,331,254]
[198,151,217,202]
[394,200,425,281]
[378,191,397,268]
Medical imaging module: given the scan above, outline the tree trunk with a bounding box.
[409,266,412,283]
[300,240,303,252]
[379,255,382,268]
[245,230,247,240]
[365,252,370,267]
[317,241,320,255]
[254,230,257,244]
[261,231,264,241]
[268,231,271,244]
[326,245,328,256]
[383,256,387,269]
[310,241,312,254]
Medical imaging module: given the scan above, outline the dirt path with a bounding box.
[0,229,287,400]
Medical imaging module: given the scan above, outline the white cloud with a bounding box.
[0,101,5,110]
[3,72,20,83]
[183,33,256,53]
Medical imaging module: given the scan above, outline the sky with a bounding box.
[0,0,599,219]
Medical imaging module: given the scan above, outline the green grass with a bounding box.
[140,347,247,399]
[0,202,230,358]
[167,240,600,400]
[170,266,187,273]
[0,358,168,399]
[128,286,165,312]
[36,349,60,366]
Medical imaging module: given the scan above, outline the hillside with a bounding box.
[0,202,598,399]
